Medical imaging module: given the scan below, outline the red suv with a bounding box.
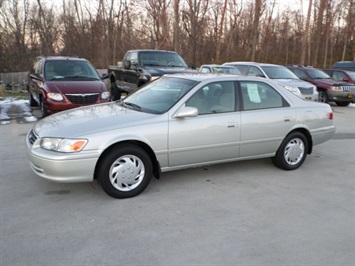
[286,66,355,106]
[27,56,111,117]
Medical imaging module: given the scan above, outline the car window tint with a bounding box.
[240,81,284,110]
[292,69,307,80]
[186,81,236,114]
[248,66,264,77]
[200,67,211,73]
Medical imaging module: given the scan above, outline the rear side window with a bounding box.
[240,81,286,110]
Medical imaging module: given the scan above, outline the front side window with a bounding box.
[248,66,265,77]
[186,81,236,114]
[261,66,299,79]
[292,69,308,80]
[240,81,285,110]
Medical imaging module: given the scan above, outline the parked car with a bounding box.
[223,62,319,101]
[322,69,355,85]
[332,61,355,71]
[27,56,111,117]
[26,74,335,199]
[286,65,355,106]
[199,64,241,74]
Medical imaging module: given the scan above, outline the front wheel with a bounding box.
[318,90,329,103]
[97,144,153,198]
[272,132,308,170]
[40,99,49,118]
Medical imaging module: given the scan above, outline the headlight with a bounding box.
[282,85,302,95]
[47,93,64,101]
[330,86,343,92]
[101,91,110,100]
[40,138,88,152]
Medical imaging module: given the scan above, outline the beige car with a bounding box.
[26,74,335,198]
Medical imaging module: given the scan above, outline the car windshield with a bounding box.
[44,60,101,81]
[261,66,299,79]
[122,76,198,114]
[306,69,331,79]
[346,71,355,79]
[139,52,188,68]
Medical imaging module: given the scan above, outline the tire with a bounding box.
[335,101,350,107]
[98,144,153,198]
[111,80,121,101]
[272,132,308,170]
[28,90,38,107]
[40,99,49,118]
[318,90,329,103]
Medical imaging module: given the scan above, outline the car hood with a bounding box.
[311,78,349,86]
[274,79,315,88]
[143,67,197,76]
[33,102,160,138]
[46,80,107,94]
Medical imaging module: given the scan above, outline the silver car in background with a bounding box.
[26,74,335,198]
[223,62,319,101]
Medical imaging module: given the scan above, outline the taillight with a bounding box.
[329,112,333,120]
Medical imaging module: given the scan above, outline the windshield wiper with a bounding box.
[64,75,98,80]
[123,102,141,111]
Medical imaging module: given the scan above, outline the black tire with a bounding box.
[28,90,38,107]
[335,101,350,107]
[111,80,121,101]
[272,132,308,170]
[40,99,49,118]
[98,144,153,198]
[318,90,329,103]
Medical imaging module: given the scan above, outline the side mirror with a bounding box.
[29,73,43,82]
[343,77,350,82]
[123,60,131,70]
[190,64,196,70]
[101,73,109,80]
[173,106,198,118]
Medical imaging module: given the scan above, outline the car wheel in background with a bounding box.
[40,99,49,118]
[272,131,308,170]
[318,90,329,103]
[110,80,121,101]
[98,144,153,198]
[335,101,350,107]
[28,90,38,107]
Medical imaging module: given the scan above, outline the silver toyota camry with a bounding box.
[26,74,335,198]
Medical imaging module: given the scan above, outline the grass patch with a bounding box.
[0,91,28,100]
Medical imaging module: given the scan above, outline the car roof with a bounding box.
[224,61,286,67]
[163,72,265,82]
[323,68,353,73]
[127,49,179,54]
[37,56,88,62]
[201,64,236,68]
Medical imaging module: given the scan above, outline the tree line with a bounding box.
[0,0,354,73]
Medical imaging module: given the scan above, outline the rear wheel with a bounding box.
[110,80,121,101]
[318,90,329,103]
[272,132,308,170]
[98,144,153,198]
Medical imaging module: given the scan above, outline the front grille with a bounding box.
[339,86,355,92]
[298,87,314,95]
[28,130,38,145]
[65,93,99,104]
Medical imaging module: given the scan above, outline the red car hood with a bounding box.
[46,81,106,94]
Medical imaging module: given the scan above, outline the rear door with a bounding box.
[239,80,295,158]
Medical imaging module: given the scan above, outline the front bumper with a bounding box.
[26,131,100,183]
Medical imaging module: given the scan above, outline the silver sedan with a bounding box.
[26,74,335,198]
